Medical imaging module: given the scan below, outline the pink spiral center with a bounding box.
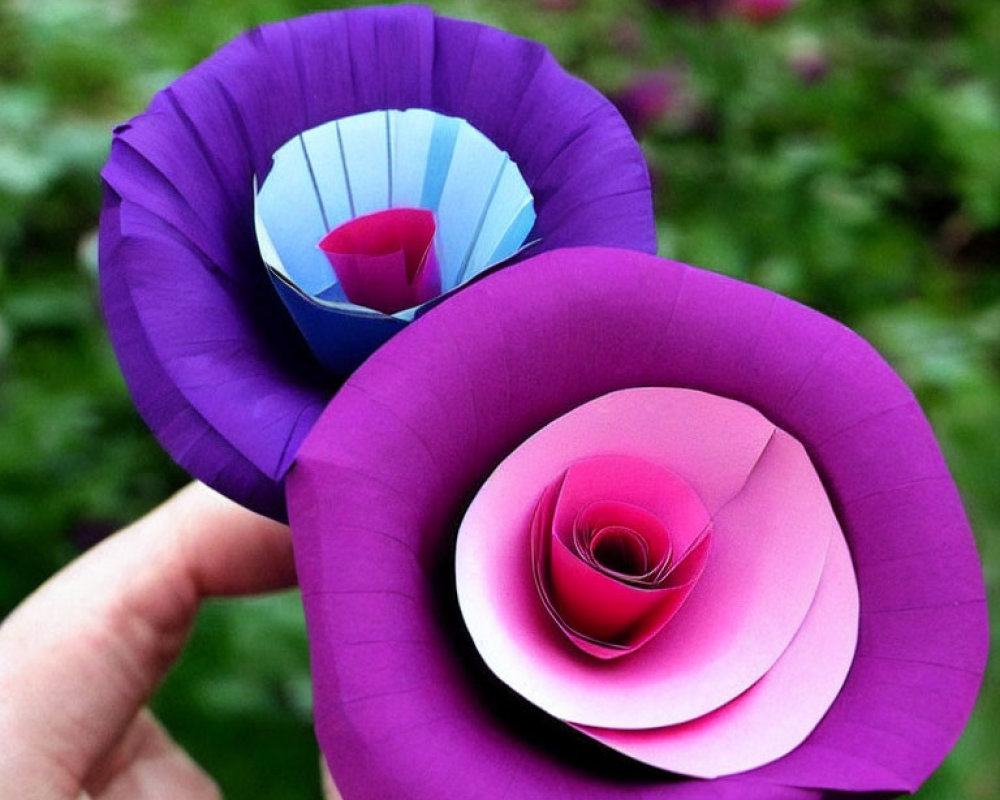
[531,454,712,660]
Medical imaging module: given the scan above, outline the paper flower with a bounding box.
[98,6,654,520]
[288,247,987,799]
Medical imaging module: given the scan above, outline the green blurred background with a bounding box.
[0,0,996,797]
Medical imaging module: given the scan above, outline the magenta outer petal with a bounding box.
[289,247,987,799]
[99,6,654,518]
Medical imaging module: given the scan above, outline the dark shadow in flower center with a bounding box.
[590,526,649,576]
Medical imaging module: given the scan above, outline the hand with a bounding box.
[0,483,299,800]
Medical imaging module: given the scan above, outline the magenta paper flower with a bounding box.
[98,6,654,520]
[288,247,987,800]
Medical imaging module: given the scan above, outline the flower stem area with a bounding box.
[0,1,997,798]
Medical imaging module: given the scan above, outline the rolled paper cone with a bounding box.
[318,208,441,315]
[532,456,714,659]
[574,501,673,583]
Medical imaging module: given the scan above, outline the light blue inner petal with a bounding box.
[254,108,536,373]
[390,109,436,209]
[488,201,537,268]
[300,123,355,230]
[337,110,391,216]
[256,138,334,296]
[435,123,508,289]
[466,161,537,280]
[419,113,461,210]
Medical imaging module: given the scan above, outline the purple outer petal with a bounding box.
[98,5,654,519]
[288,247,987,799]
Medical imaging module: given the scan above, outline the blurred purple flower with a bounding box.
[792,50,829,83]
[649,0,725,21]
[611,19,643,54]
[789,37,830,84]
[612,70,689,137]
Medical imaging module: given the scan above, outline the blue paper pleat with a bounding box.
[270,276,406,375]
[255,139,333,296]
[255,108,535,374]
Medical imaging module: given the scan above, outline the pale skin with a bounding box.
[0,483,341,800]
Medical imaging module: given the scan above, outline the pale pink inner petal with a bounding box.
[318,207,440,314]
[455,387,837,730]
[577,525,859,778]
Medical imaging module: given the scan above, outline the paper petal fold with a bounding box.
[535,455,713,658]
[457,388,834,729]
[289,247,985,799]
[578,526,858,777]
[99,7,654,517]
[318,208,441,315]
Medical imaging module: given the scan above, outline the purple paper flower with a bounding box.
[99,6,654,520]
[288,247,987,799]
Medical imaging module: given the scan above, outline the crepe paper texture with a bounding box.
[287,247,987,800]
[98,6,655,520]
[456,388,856,776]
[255,109,539,373]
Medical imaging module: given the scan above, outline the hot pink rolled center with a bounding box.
[532,454,712,660]
[318,207,441,314]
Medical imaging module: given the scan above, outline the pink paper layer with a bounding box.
[539,456,712,657]
[578,525,858,777]
[456,387,838,730]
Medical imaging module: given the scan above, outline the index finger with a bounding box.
[0,482,296,798]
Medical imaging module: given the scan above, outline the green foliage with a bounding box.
[0,0,997,798]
